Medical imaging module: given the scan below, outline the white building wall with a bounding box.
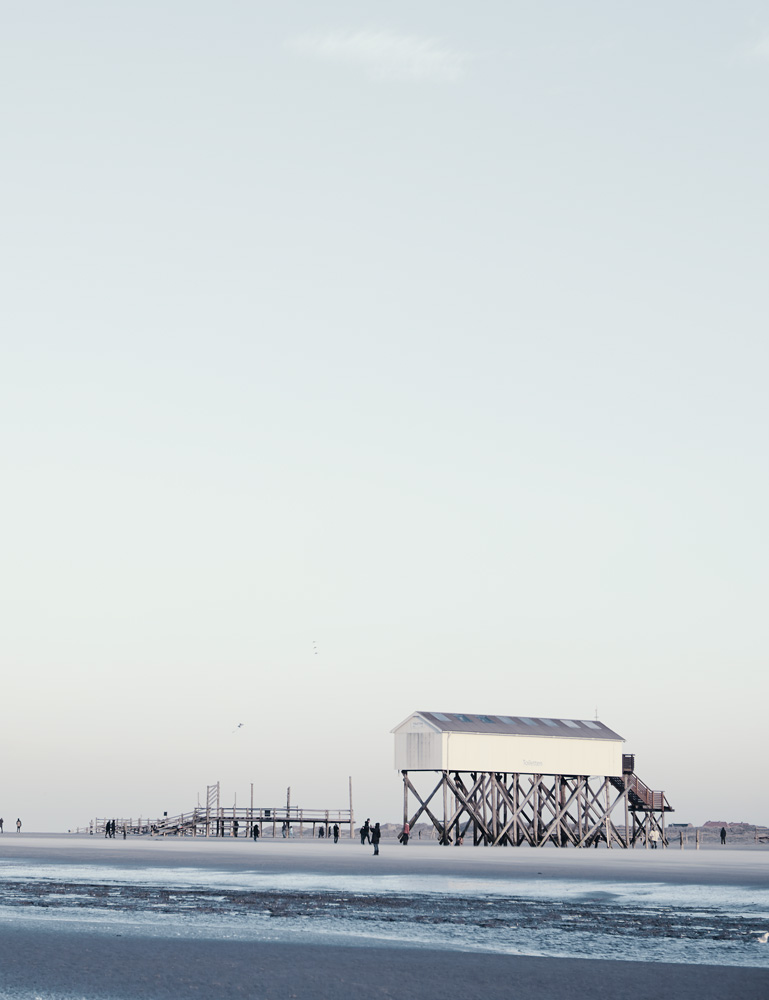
[443,732,622,777]
[393,718,622,777]
[393,714,444,770]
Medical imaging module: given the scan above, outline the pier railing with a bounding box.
[91,805,354,839]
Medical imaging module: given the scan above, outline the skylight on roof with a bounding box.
[455,714,471,723]
[478,715,493,724]
[498,716,515,724]
[432,713,449,722]
[561,720,580,728]
[540,719,558,727]
[518,718,536,726]
[582,721,600,729]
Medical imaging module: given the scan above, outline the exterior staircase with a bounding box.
[610,754,673,812]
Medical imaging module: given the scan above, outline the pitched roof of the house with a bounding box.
[406,711,624,742]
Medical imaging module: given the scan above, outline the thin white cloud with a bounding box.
[287,29,468,82]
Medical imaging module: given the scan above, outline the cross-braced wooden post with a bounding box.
[402,768,671,848]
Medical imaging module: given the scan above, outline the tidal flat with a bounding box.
[1,835,768,999]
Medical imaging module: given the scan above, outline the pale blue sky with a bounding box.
[2,2,768,828]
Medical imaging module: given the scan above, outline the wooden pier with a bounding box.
[90,780,355,839]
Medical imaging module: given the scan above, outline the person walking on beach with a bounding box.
[372,822,381,856]
[401,821,410,846]
[16,818,21,833]
[361,818,371,844]
[253,822,260,841]
[650,828,659,849]
[720,826,727,845]
[0,818,3,833]
[233,819,239,838]
[333,823,339,843]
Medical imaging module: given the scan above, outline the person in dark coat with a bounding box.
[253,822,260,840]
[333,823,339,843]
[720,826,727,845]
[372,822,381,856]
[233,819,239,838]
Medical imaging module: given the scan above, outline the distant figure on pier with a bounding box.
[401,821,410,846]
[233,820,239,838]
[333,823,339,843]
[720,826,727,845]
[0,818,3,833]
[318,826,324,837]
[282,822,287,838]
[253,822,260,841]
[372,822,381,856]
[16,818,21,833]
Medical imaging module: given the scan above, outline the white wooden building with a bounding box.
[393,710,672,849]
[393,711,624,778]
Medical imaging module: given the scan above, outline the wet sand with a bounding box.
[1,836,767,999]
[1,929,768,1000]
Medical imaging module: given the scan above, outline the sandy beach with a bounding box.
[1,835,768,999]
[2,830,768,884]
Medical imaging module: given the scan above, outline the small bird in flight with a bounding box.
[232,723,244,733]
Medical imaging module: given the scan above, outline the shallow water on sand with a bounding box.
[1,859,768,968]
